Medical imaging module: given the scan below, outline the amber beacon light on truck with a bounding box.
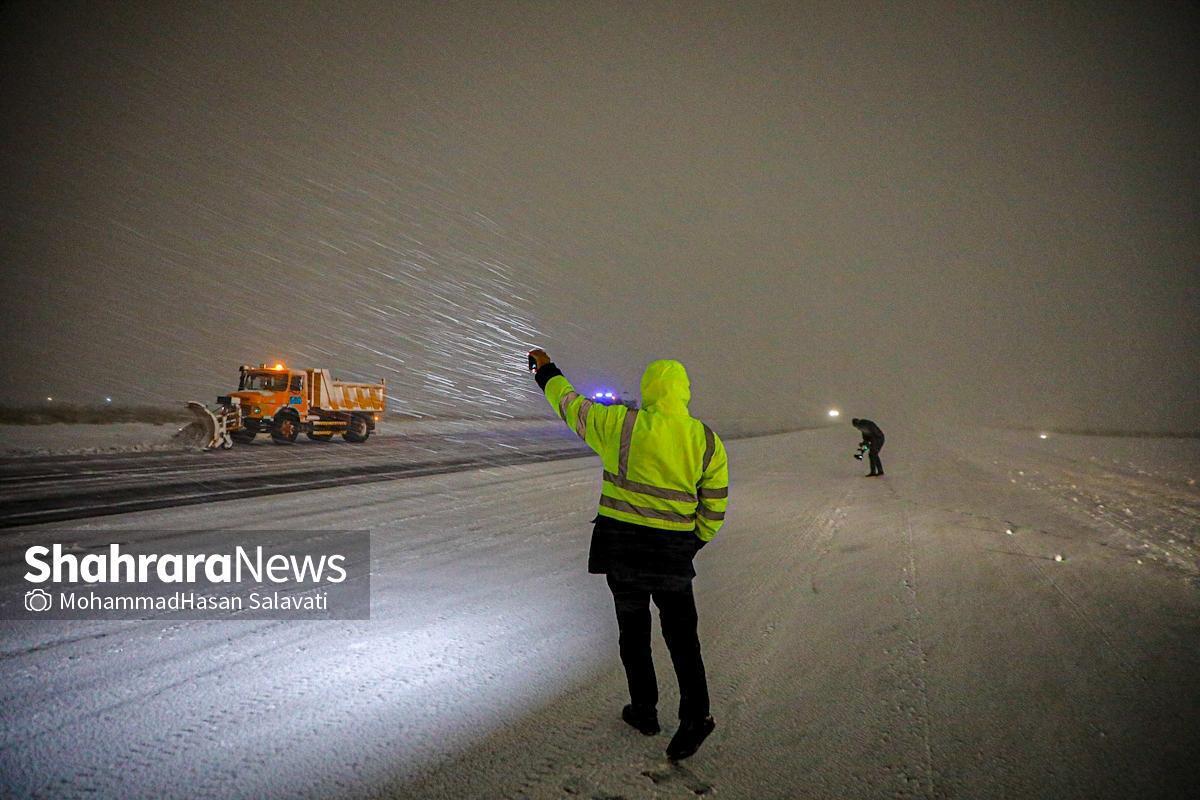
[186,363,386,450]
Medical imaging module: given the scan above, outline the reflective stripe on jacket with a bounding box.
[539,359,729,541]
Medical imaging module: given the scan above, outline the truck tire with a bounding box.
[271,414,300,444]
[306,431,334,442]
[342,415,370,443]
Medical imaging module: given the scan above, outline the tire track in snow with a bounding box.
[899,505,936,799]
[703,486,850,741]
[1001,529,1140,678]
[839,474,940,800]
[933,445,1148,679]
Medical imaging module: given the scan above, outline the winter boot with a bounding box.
[666,716,715,760]
[622,704,660,736]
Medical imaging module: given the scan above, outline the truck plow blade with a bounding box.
[186,401,234,450]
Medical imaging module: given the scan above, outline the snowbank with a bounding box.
[0,422,189,457]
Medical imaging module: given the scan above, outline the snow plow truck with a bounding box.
[187,363,385,450]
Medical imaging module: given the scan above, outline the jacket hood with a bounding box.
[640,359,690,413]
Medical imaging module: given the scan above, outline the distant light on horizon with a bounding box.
[1039,432,1048,439]
[105,396,113,403]
[46,396,53,402]
[828,409,840,418]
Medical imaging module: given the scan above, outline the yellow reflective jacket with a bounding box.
[539,359,729,541]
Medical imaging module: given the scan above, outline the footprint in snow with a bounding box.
[641,766,713,795]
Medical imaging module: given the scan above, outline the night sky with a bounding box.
[2,1,1196,431]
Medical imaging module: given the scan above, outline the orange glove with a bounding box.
[527,348,552,372]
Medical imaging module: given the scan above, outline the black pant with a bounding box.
[868,437,884,475]
[607,574,710,721]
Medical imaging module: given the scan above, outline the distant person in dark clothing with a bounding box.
[852,418,885,477]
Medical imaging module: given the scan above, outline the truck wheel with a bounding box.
[342,416,370,443]
[306,431,334,442]
[271,415,300,444]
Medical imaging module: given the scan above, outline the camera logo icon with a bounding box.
[24,588,53,613]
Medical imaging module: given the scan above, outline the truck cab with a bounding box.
[229,364,308,441]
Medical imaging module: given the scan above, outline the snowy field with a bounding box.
[0,426,1197,799]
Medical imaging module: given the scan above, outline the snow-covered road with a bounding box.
[1,427,1197,798]
[0,420,588,527]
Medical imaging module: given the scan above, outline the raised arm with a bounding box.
[530,349,624,456]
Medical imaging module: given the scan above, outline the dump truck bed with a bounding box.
[309,369,385,413]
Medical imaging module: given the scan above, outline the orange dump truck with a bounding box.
[187,363,386,449]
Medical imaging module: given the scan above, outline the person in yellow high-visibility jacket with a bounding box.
[529,348,728,761]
